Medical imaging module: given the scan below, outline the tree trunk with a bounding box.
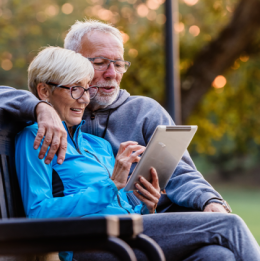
[181,0,260,123]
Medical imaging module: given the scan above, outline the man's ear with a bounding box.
[37,83,51,101]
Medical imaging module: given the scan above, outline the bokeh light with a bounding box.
[226,6,233,12]
[240,55,249,62]
[91,0,104,3]
[91,5,102,16]
[98,9,113,21]
[213,1,221,10]
[147,10,157,21]
[121,32,130,43]
[212,75,227,88]
[156,14,166,24]
[174,22,185,33]
[183,0,199,6]
[62,3,74,14]
[45,5,59,17]
[146,0,160,10]
[189,25,200,36]
[128,49,138,58]
[1,60,13,71]
[137,4,149,17]
[2,52,12,60]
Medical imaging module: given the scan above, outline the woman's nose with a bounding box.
[77,91,90,104]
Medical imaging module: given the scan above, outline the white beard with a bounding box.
[92,80,120,107]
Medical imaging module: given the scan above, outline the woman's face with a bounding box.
[48,78,91,128]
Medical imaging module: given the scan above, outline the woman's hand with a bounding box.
[111,141,145,190]
[133,167,161,214]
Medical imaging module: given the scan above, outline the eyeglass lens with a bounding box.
[70,86,98,100]
[92,58,129,73]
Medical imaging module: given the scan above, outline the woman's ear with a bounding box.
[37,83,51,101]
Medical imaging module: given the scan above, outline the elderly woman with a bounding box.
[15,46,160,219]
[15,47,260,261]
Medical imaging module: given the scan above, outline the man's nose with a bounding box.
[103,62,117,79]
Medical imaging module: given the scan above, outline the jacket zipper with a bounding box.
[64,122,82,154]
[64,122,130,212]
[84,149,130,214]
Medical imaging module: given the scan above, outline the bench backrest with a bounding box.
[0,109,26,218]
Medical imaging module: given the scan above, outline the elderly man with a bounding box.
[1,20,260,261]
[66,20,230,213]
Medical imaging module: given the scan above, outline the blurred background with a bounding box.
[1,0,260,242]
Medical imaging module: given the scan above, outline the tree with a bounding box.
[180,0,260,179]
[181,0,260,123]
[1,0,260,178]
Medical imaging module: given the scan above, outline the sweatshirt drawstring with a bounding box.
[102,110,112,138]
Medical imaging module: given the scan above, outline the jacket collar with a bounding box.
[62,120,85,141]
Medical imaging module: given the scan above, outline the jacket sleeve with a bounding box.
[144,102,223,210]
[0,86,40,122]
[15,125,118,218]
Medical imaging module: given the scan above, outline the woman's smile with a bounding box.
[70,107,84,113]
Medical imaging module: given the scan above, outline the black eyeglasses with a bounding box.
[46,82,99,100]
[88,57,131,73]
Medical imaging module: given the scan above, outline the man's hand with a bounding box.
[133,168,161,214]
[203,203,227,213]
[34,102,67,165]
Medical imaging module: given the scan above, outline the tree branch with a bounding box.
[181,0,260,122]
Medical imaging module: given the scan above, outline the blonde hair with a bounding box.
[28,46,94,98]
[64,19,123,53]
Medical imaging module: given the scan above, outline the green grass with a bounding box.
[214,186,260,244]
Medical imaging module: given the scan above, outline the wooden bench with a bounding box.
[0,109,165,261]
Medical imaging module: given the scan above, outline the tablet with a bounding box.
[124,125,197,192]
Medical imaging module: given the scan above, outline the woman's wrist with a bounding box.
[111,178,123,190]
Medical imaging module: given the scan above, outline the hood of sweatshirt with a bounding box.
[84,89,130,113]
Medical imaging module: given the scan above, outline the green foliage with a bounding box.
[178,0,260,176]
[0,0,166,105]
[1,0,260,176]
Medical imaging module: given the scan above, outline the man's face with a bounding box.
[80,31,124,110]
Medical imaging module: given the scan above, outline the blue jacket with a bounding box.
[15,121,141,218]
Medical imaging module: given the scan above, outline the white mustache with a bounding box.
[95,81,119,88]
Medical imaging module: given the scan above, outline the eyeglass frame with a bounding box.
[87,56,131,73]
[46,82,99,100]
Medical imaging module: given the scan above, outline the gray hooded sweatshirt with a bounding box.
[0,86,223,211]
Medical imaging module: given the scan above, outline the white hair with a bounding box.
[64,19,123,53]
[28,46,94,98]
